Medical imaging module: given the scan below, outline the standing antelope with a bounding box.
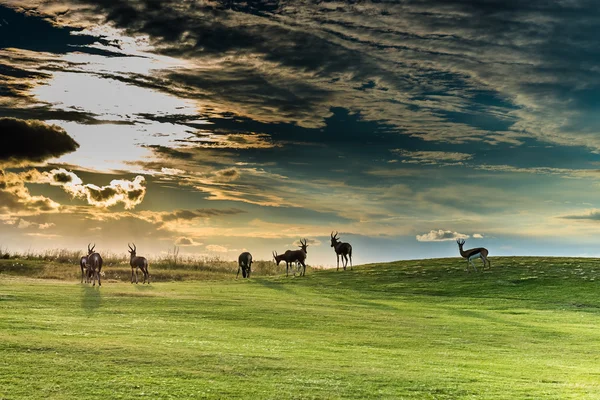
[237,252,253,279]
[86,243,103,286]
[330,231,352,271]
[456,238,490,272]
[80,253,89,284]
[273,239,309,277]
[128,243,150,284]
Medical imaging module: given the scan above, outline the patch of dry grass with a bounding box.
[0,251,314,282]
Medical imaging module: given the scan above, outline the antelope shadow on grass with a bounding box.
[80,285,101,313]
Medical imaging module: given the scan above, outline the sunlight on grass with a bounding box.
[1,256,600,398]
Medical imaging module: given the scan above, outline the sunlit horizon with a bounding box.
[3,1,600,267]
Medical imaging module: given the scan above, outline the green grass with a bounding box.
[2,256,600,399]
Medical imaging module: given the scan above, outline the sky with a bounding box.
[2,0,600,266]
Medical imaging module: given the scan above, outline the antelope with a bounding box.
[273,251,289,271]
[128,243,150,284]
[278,251,302,275]
[273,239,309,277]
[86,243,103,286]
[237,252,253,279]
[330,231,352,271]
[456,238,490,272]
[80,254,89,283]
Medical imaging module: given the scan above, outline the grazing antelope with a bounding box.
[273,239,309,277]
[330,231,352,271]
[237,252,253,279]
[80,254,89,283]
[277,251,302,275]
[128,243,150,284]
[273,251,289,270]
[86,243,103,286]
[456,238,490,272]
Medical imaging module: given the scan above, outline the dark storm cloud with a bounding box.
[0,64,49,81]
[165,68,331,120]
[561,211,600,221]
[84,0,364,71]
[5,0,600,152]
[214,168,240,182]
[87,186,117,202]
[0,105,136,126]
[143,107,410,149]
[0,5,124,57]
[3,0,600,206]
[59,1,430,128]
[113,1,600,147]
[145,145,195,161]
[0,118,79,163]
[53,171,73,184]
[161,208,245,223]
[0,64,51,99]
[0,52,136,125]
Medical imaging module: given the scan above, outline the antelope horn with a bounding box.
[132,243,136,251]
[88,243,91,252]
[91,243,96,252]
[128,243,133,251]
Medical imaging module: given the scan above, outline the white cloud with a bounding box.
[17,219,55,230]
[17,219,32,229]
[416,229,469,242]
[161,168,185,176]
[174,237,202,247]
[28,169,147,210]
[205,244,228,253]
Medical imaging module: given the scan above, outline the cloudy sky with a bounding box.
[2,0,600,266]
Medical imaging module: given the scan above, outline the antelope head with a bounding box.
[128,243,137,258]
[273,251,282,265]
[456,238,466,247]
[330,231,340,247]
[87,243,96,255]
[299,238,308,253]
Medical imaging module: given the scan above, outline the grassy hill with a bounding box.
[1,256,600,399]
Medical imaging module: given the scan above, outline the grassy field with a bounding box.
[2,256,600,399]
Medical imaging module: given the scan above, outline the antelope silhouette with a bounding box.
[128,243,150,284]
[330,231,352,271]
[86,243,103,286]
[80,253,89,283]
[237,252,253,278]
[273,238,309,276]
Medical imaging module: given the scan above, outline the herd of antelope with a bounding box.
[80,242,150,286]
[79,231,490,285]
[270,232,354,278]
